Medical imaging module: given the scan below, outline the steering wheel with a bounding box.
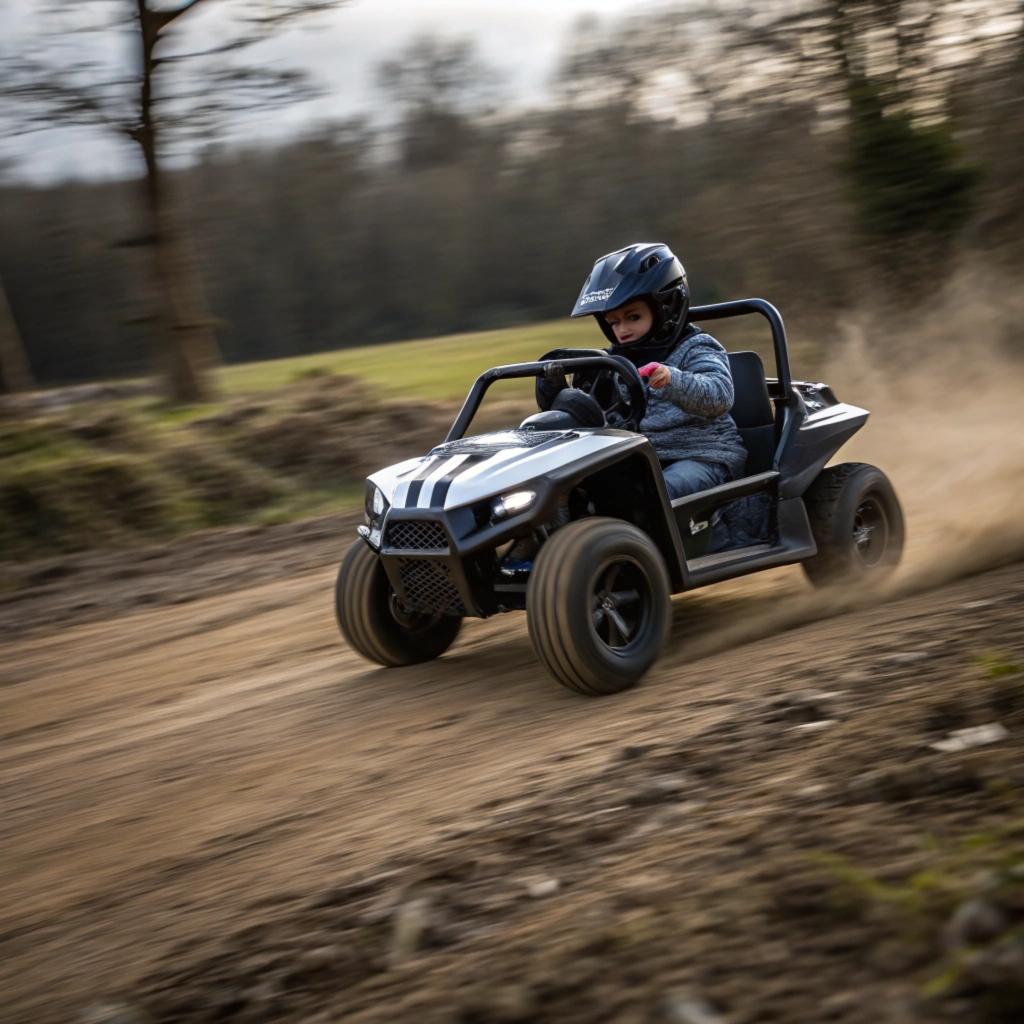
[537,349,646,432]
[580,356,647,431]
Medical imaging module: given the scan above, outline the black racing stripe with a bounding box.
[428,456,485,509]
[404,457,442,508]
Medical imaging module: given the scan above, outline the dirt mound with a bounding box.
[195,373,452,483]
[0,374,459,561]
[0,509,361,638]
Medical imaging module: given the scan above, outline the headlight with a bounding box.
[491,489,536,520]
[365,482,388,526]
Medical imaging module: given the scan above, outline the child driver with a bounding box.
[545,242,747,500]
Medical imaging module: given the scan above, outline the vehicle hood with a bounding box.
[368,428,635,511]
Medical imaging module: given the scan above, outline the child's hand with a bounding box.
[638,362,671,389]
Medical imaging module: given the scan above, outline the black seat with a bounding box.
[727,351,775,475]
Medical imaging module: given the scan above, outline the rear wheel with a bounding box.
[335,538,462,666]
[527,518,671,696]
[801,463,905,588]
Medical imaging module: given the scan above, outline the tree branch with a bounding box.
[3,0,352,152]
[151,0,212,32]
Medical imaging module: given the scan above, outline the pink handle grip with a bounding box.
[638,362,661,378]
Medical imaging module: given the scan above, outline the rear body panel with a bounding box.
[777,397,869,499]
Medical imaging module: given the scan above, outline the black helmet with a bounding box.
[570,242,689,347]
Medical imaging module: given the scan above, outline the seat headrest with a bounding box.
[727,351,774,428]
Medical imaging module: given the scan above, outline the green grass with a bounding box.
[217,313,814,403]
[978,653,1024,678]
[248,483,367,527]
[0,378,392,560]
[819,828,1024,1009]
[220,320,597,401]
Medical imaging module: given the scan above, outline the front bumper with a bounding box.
[362,497,552,618]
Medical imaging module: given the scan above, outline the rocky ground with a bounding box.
[2,522,1022,1024]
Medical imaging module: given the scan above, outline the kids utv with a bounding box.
[335,298,904,695]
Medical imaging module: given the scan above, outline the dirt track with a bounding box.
[3,515,1024,1024]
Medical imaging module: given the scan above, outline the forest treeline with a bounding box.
[2,0,1023,387]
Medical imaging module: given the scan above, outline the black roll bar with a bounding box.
[688,298,793,400]
[445,355,643,443]
[447,301,792,442]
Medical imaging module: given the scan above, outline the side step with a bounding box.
[688,543,774,570]
[686,540,814,586]
[682,496,817,588]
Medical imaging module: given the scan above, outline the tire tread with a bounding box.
[527,518,670,695]
[335,540,461,667]
[801,462,904,587]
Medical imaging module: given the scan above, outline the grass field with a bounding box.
[218,313,793,402]
[220,320,597,401]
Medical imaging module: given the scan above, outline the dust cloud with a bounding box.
[673,266,1024,658]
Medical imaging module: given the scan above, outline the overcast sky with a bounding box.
[2,0,657,182]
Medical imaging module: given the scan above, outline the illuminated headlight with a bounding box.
[491,489,537,520]
[365,482,388,527]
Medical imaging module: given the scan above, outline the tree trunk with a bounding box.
[135,0,222,404]
[148,198,224,403]
[0,273,34,394]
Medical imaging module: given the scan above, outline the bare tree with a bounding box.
[5,0,346,401]
[0,273,35,394]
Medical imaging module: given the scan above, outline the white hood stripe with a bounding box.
[396,456,440,508]
[417,454,470,508]
[428,455,487,508]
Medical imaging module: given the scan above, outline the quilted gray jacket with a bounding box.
[632,327,747,477]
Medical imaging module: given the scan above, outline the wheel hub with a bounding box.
[591,559,648,651]
[389,590,444,633]
[853,523,874,548]
[852,497,889,568]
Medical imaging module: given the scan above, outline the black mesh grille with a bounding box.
[398,559,465,614]
[385,520,448,551]
[429,430,570,458]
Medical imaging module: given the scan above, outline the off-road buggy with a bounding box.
[335,299,904,695]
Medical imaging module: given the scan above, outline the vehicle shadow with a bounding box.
[326,616,551,704]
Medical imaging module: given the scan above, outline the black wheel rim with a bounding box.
[590,558,651,653]
[852,496,889,568]
[389,590,444,633]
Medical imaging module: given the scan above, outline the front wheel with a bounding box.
[335,539,462,666]
[527,518,671,696]
[801,463,905,588]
